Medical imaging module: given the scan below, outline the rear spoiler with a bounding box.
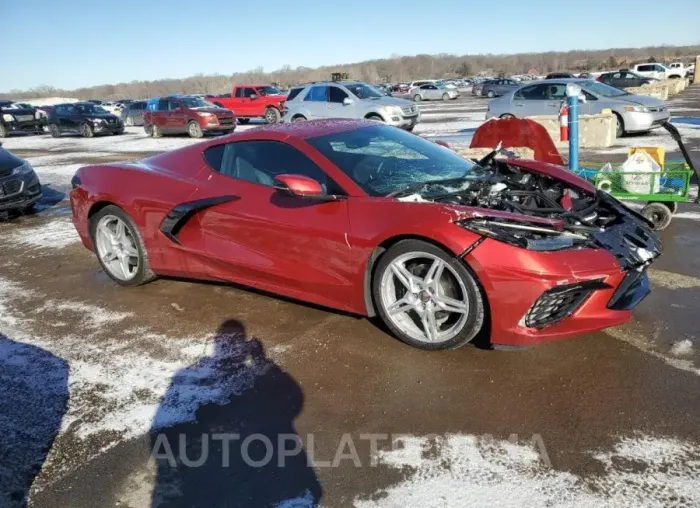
[662,121,699,202]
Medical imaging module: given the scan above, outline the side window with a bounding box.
[612,73,622,79]
[548,84,567,99]
[638,65,651,72]
[157,99,169,111]
[304,86,328,102]
[234,88,244,98]
[54,105,65,115]
[328,86,348,103]
[65,105,77,115]
[243,88,257,98]
[516,84,548,100]
[286,87,304,101]
[205,140,344,194]
[655,65,665,72]
[420,84,430,90]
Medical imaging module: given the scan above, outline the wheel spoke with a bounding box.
[118,252,132,279]
[424,259,445,286]
[386,295,413,316]
[102,250,118,262]
[115,220,126,242]
[421,307,439,342]
[434,295,468,314]
[390,261,417,291]
[122,239,138,257]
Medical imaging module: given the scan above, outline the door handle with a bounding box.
[514,103,524,107]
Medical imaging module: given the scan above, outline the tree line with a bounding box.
[3,44,698,101]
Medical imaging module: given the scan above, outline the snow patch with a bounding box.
[397,194,430,203]
[355,433,700,507]
[670,339,694,357]
[5,218,79,249]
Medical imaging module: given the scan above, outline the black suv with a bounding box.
[0,142,42,215]
[597,70,656,89]
[0,101,43,138]
[48,102,124,138]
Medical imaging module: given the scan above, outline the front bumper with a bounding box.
[201,117,236,132]
[465,204,661,347]
[386,110,421,129]
[93,120,123,133]
[3,119,43,133]
[0,171,42,212]
[623,110,671,132]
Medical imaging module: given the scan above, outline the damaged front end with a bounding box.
[399,157,662,272]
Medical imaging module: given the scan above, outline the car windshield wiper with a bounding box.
[386,177,469,198]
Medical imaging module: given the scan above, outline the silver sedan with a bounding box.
[486,79,670,136]
[410,84,459,102]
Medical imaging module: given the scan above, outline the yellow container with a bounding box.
[628,146,665,167]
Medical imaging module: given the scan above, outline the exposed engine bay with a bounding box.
[395,153,663,270]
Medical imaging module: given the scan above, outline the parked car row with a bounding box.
[0,101,45,137]
[486,78,670,137]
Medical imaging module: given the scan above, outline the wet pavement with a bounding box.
[1,88,700,507]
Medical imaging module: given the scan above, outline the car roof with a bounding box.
[240,118,375,140]
[237,83,270,87]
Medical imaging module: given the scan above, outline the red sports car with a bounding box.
[70,120,661,350]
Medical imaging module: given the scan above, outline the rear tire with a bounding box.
[371,239,485,350]
[80,122,94,138]
[442,93,450,101]
[150,124,163,138]
[49,124,60,138]
[487,90,496,98]
[500,114,515,119]
[0,123,7,138]
[89,205,157,287]
[264,107,281,124]
[641,202,673,230]
[413,94,422,102]
[125,116,134,127]
[291,115,306,123]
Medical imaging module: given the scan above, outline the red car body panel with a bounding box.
[211,84,285,119]
[143,97,236,136]
[70,120,656,347]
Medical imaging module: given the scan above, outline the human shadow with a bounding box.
[149,320,322,508]
[0,334,69,508]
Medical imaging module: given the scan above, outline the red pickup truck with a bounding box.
[210,84,286,124]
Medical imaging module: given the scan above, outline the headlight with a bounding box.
[89,117,104,123]
[2,113,14,122]
[385,106,403,116]
[12,161,35,176]
[624,105,649,113]
[458,218,588,251]
[196,112,214,117]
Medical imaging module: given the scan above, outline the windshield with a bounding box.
[75,103,109,114]
[257,86,282,96]
[306,125,479,197]
[583,81,629,98]
[345,83,384,100]
[179,97,217,108]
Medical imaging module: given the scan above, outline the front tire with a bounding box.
[442,93,450,101]
[187,121,203,138]
[291,115,306,123]
[614,113,625,138]
[125,116,134,127]
[89,205,157,286]
[264,107,281,124]
[49,124,60,138]
[372,239,485,350]
[0,123,7,138]
[80,122,94,138]
[413,94,422,102]
[487,90,496,98]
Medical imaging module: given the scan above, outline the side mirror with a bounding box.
[249,94,258,100]
[274,174,344,202]
[342,97,354,106]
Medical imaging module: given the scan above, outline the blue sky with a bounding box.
[2,0,699,92]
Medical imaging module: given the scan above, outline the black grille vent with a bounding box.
[524,280,611,329]
[2,179,22,195]
[0,167,12,178]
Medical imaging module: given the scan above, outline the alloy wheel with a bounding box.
[379,252,469,344]
[94,215,139,281]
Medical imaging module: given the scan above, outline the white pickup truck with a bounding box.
[632,63,687,80]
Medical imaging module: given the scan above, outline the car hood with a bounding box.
[0,147,23,171]
[190,107,234,116]
[617,93,664,108]
[364,97,413,107]
[1,106,35,116]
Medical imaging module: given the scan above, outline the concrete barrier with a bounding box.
[660,79,684,95]
[527,111,616,149]
[625,85,669,100]
[454,146,535,160]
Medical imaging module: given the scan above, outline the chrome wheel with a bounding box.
[95,215,139,281]
[379,252,469,344]
[125,116,134,126]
